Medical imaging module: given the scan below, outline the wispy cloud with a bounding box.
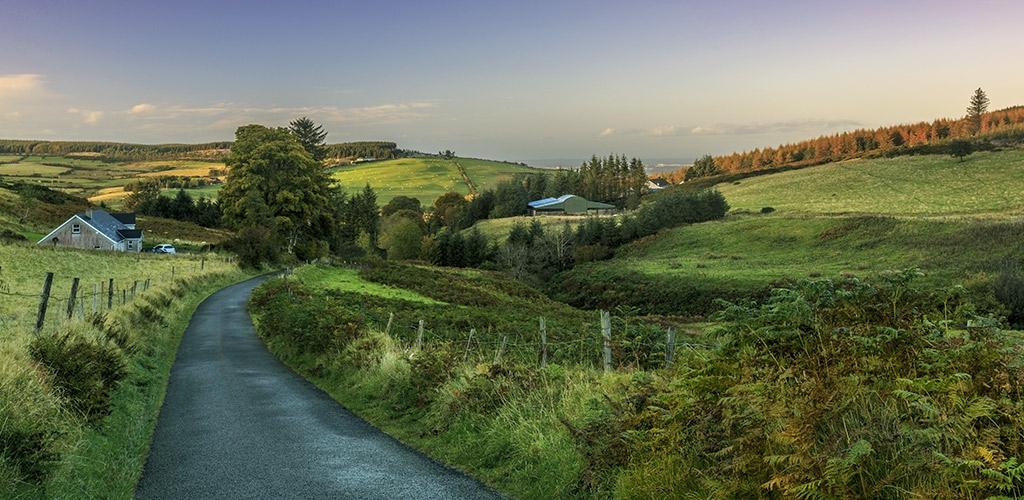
[130,103,156,114]
[686,119,864,136]
[0,74,44,98]
[598,119,866,138]
[67,108,103,124]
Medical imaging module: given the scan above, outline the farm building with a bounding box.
[38,208,143,252]
[647,178,671,191]
[528,195,616,216]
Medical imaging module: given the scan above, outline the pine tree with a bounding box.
[966,88,990,135]
[288,117,328,161]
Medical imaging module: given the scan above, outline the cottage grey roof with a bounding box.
[80,209,138,242]
[117,229,142,239]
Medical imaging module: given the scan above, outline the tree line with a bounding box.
[667,89,1024,182]
[0,138,406,163]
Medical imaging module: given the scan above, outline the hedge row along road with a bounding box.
[135,276,498,499]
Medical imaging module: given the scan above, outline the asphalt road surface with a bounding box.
[136,276,499,499]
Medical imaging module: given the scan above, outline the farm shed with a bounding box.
[528,195,616,216]
[37,208,143,252]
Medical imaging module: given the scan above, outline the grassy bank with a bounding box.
[716,149,1024,217]
[250,264,1024,498]
[551,214,1023,315]
[1,260,253,498]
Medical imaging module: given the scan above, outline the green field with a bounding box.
[330,157,541,204]
[0,242,236,337]
[717,149,1024,217]
[554,149,1024,315]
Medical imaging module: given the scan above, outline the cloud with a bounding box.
[598,127,615,137]
[124,101,438,127]
[0,74,44,98]
[686,119,864,136]
[130,103,156,114]
[67,108,103,124]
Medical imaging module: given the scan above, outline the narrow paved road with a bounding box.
[136,276,499,499]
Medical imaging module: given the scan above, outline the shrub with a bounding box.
[760,206,775,214]
[28,330,127,424]
[409,346,458,406]
[994,262,1024,326]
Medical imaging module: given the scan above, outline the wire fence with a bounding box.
[276,274,710,371]
[0,254,234,335]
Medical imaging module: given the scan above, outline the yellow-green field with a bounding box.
[330,157,541,204]
[0,155,226,201]
[717,149,1024,217]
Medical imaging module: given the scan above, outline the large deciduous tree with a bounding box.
[220,125,335,260]
[288,117,328,161]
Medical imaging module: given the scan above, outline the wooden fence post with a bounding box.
[35,272,53,333]
[131,280,138,300]
[494,335,508,364]
[539,317,548,368]
[122,289,126,305]
[92,283,98,314]
[600,310,612,373]
[66,277,80,320]
[77,295,85,320]
[385,312,394,336]
[107,279,114,309]
[665,327,677,368]
[415,320,425,350]
[463,328,476,363]
[171,266,175,279]
[201,255,205,271]
[144,278,150,291]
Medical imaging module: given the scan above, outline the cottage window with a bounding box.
[72,223,81,234]
[127,240,134,249]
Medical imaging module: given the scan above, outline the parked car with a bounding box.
[152,243,176,254]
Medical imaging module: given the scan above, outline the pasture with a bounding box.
[0,242,236,338]
[717,149,1024,217]
[330,157,541,204]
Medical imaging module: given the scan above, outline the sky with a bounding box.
[1,0,1023,164]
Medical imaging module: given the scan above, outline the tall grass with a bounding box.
[0,243,251,498]
[250,265,1024,499]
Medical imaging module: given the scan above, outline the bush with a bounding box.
[994,262,1024,326]
[28,330,127,424]
[760,206,775,214]
[228,226,281,268]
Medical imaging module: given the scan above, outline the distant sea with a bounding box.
[525,159,691,174]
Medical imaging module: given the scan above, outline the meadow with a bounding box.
[0,154,226,203]
[717,149,1024,217]
[330,157,541,204]
[0,242,237,337]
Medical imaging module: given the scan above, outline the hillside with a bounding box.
[552,149,1024,315]
[329,157,542,204]
[717,149,1024,217]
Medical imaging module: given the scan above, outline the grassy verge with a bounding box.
[250,264,1024,498]
[248,263,700,498]
[2,268,254,499]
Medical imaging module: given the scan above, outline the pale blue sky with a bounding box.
[1,0,1022,163]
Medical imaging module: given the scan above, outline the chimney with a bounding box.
[86,208,94,218]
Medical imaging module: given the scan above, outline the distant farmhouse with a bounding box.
[647,178,671,191]
[528,195,616,216]
[38,208,143,252]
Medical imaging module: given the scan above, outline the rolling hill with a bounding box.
[329,157,542,205]
[716,149,1024,217]
[551,148,1024,315]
